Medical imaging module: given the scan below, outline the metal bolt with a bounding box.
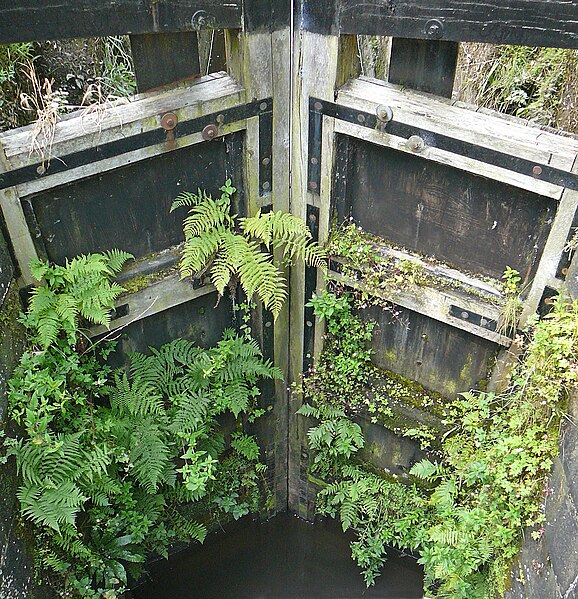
[216,114,225,124]
[308,213,317,223]
[314,101,323,111]
[309,181,318,190]
[407,135,425,152]
[201,124,218,141]
[533,165,543,176]
[161,112,178,130]
[376,105,393,123]
[262,157,271,166]
[425,19,444,39]
[191,10,215,30]
[461,311,470,319]
[259,101,268,111]
[306,320,313,327]
[262,181,271,191]
[357,114,366,123]
[265,321,272,328]
[562,267,569,276]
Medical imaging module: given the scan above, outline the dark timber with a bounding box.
[0,1,242,44]
[130,32,201,92]
[338,0,578,48]
[388,38,458,98]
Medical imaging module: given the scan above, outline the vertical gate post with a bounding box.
[129,31,201,92]
[388,38,459,98]
[226,0,292,512]
[288,0,360,515]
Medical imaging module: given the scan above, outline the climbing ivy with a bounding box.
[2,252,281,598]
[299,287,577,598]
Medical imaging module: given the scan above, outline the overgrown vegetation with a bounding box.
[455,44,578,133]
[171,180,326,319]
[2,251,280,597]
[299,287,577,598]
[0,36,135,134]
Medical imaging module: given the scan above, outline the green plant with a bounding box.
[497,266,523,336]
[171,180,326,319]
[0,42,38,131]
[299,285,576,597]
[4,254,281,598]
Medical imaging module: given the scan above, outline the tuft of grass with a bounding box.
[455,43,578,133]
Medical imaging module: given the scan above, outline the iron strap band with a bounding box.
[0,98,273,192]
[309,96,578,194]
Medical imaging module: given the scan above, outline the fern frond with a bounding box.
[130,418,173,494]
[231,432,260,461]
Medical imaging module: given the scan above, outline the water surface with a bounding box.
[132,513,424,598]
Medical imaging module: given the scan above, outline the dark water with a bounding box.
[131,513,424,599]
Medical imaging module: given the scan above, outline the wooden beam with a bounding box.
[0,73,246,195]
[130,32,201,93]
[388,38,458,98]
[0,0,242,45]
[338,0,578,49]
[335,78,578,199]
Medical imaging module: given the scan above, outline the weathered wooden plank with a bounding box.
[89,274,215,337]
[244,0,290,32]
[332,135,556,282]
[338,0,578,49]
[0,147,38,285]
[520,157,578,324]
[24,132,244,264]
[0,0,242,44]
[289,30,341,517]
[1,73,243,169]
[388,38,458,98]
[360,303,500,398]
[337,78,578,190]
[130,32,201,92]
[328,262,510,346]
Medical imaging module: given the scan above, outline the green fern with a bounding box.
[22,250,133,347]
[171,180,326,319]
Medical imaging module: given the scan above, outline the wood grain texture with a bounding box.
[333,135,556,281]
[0,0,242,44]
[338,0,578,48]
[25,132,244,264]
[361,303,499,398]
[130,31,201,92]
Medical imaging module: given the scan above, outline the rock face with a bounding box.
[505,395,578,599]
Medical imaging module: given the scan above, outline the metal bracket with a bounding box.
[0,98,273,192]
[449,304,498,333]
[308,96,578,196]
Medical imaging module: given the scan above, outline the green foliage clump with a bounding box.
[457,44,578,133]
[300,287,577,598]
[3,252,281,598]
[171,180,326,319]
[0,42,37,130]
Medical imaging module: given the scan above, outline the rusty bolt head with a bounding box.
[161,112,177,130]
[562,267,569,276]
[376,105,393,123]
[314,101,323,111]
[533,165,543,176]
[309,181,318,190]
[202,124,218,141]
[407,135,425,152]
